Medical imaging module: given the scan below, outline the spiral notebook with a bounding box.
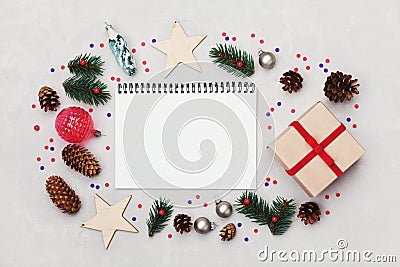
[115,81,257,189]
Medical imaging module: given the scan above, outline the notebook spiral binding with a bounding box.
[117,81,255,94]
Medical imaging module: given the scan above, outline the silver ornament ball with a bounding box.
[215,200,233,218]
[258,50,276,69]
[194,217,216,234]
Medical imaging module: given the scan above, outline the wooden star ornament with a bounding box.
[81,194,138,249]
[152,20,206,77]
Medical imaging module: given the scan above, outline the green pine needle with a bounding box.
[235,191,296,236]
[146,198,173,237]
[68,53,104,77]
[62,75,111,106]
[209,43,255,77]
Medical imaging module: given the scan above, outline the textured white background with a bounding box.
[1,0,400,266]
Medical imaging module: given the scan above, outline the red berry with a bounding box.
[158,209,165,216]
[93,87,100,94]
[236,61,243,68]
[79,59,86,66]
[271,216,278,223]
[243,198,250,205]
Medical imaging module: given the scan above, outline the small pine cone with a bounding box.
[297,202,321,225]
[38,86,60,112]
[219,223,236,241]
[62,144,101,178]
[173,214,192,234]
[280,70,303,93]
[323,71,360,102]
[46,175,81,214]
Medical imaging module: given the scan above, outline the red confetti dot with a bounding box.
[158,209,165,216]
[222,32,226,37]
[296,54,301,58]
[50,158,55,162]
[325,210,331,215]
[111,76,115,81]
[36,157,41,162]
[354,104,359,109]
[303,57,307,61]
[116,77,121,82]
[44,145,49,150]
[244,198,250,205]
[270,107,274,112]
[145,68,150,72]
[352,124,357,129]
[142,60,147,65]
[267,125,272,130]
[60,65,65,70]
[105,183,109,187]
[138,204,142,209]
[306,66,310,70]
[266,177,271,182]
[325,194,330,199]
[294,67,299,72]
[259,39,264,44]
[106,146,110,150]
[253,229,258,233]
[131,48,136,53]
[167,234,172,239]
[325,58,330,63]
[49,138,54,143]
[291,109,296,113]
[141,42,145,46]
[99,43,104,48]
[34,125,40,131]
[272,180,277,185]
[232,37,237,41]
[88,108,93,113]
[31,104,36,109]
[195,194,200,199]
[250,33,255,38]
[336,193,341,197]
[203,202,208,207]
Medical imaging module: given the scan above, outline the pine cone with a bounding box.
[38,86,60,112]
[297,202,321,225]
[173,214,192,234]
[219,223,236,241]
[323,71,360,102]
[280,70,303,93]
[46,175,81,214]
[62,144,101,178]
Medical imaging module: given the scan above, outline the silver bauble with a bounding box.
[258,50,276,69]
[215,200,233,218]
[194,217,216,234]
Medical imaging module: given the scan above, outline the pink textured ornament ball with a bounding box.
[55,106,99,143]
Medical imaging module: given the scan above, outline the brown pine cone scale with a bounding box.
[46,175,81,214]
[297,202,321,225]
[219,223,236,241]
[62,144,101,178]
[38,86,60,112]
[280,70,303,93]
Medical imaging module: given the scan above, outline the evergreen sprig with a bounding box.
[146,198,173,237]
[68,53,104,77]
[209,43,255,77]
[62,76,110,106]
[235,191,296,236]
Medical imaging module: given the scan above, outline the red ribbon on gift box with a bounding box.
[285,121,346,177]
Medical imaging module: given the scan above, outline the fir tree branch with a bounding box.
[269,197,296,236]
[68,53,104,77]
[62,76,111,106]
[209,43,255,77]
[146,198,173,237]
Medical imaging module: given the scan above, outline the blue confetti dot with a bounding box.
[244,237,249,242]
[324,68,329,73]
[346,117,351,122]
[40,166,44,170]
[90,183,95,188]
[96,185,100,190]
[265,182,269,187]
[50,68,55,73]
[275,47,280,53]
[132,217,137,221]
[187,200,192,204]
[319,63,324,68]
[152,39,156,43]
[266,112,271,117]
[225,36,229,41]
[107,113,112,117]
[50,147,55,151]
[237,222,242,227]
[277,102,281,106]
[89,43,94,48]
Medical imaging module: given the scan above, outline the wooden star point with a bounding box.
[152,20,206,77]
[81,194,138,249]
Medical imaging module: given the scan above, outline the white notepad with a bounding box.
[115,81,257,189]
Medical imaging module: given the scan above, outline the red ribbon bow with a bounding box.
[285,121,346,177]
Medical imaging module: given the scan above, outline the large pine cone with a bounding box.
[38,86,60,112]
[219,223,236,241]
[297,202,321,225]
[62,144,101,178]
[173,214,192,234]
[323,71,360,102]
[279,70,303,93]
[46,175,81,214]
